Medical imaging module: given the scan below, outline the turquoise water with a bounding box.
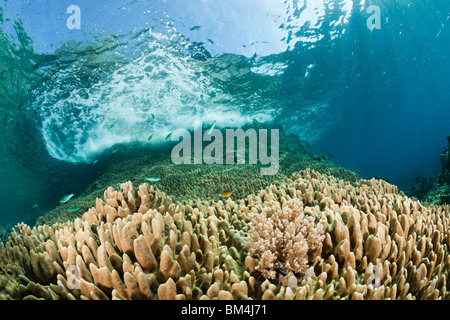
[0,0,449,226]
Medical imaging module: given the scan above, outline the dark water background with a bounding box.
[0,0,449,226]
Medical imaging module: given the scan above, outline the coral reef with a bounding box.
[36,138,359,226]
[410,176,436,201]
[35,162,287,227]
[0,225,12,244]
[415,135,450,205]
[1,169,449,300]
[438,135,450,185]
[425,186,450,206]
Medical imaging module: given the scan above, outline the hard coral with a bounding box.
[248,198,325,279]
[1,169,450,300]
[0,181,251,300]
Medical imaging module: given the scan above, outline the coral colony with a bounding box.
[1,169,449,300]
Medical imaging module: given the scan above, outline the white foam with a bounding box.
[34,28,274,163]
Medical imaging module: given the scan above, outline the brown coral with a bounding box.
[248,198,325,279]
[0,169,450,300]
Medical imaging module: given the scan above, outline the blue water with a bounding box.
[0,0,449,226]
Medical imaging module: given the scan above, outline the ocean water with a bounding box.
[0,0,449,227]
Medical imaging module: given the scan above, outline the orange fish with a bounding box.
[219,190,232,198]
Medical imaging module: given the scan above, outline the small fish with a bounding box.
[148,133,154,141]
[166,132,173,140]
[151,113,155,119]
[92,160,98,164]
[207,120,216,135]
[32,204,38,208]
[60,193,74,204]
[67,207,80,212]
[112,149,119,154]
[219,190,232,198]
[145,176,161,182]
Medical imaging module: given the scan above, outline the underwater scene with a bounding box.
[0,0,450,304]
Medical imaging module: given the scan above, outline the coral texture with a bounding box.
[249,198,325,279]
[36,138,358,227]
[1,169,450,300]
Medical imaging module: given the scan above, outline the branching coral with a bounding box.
[248,198,325,279]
